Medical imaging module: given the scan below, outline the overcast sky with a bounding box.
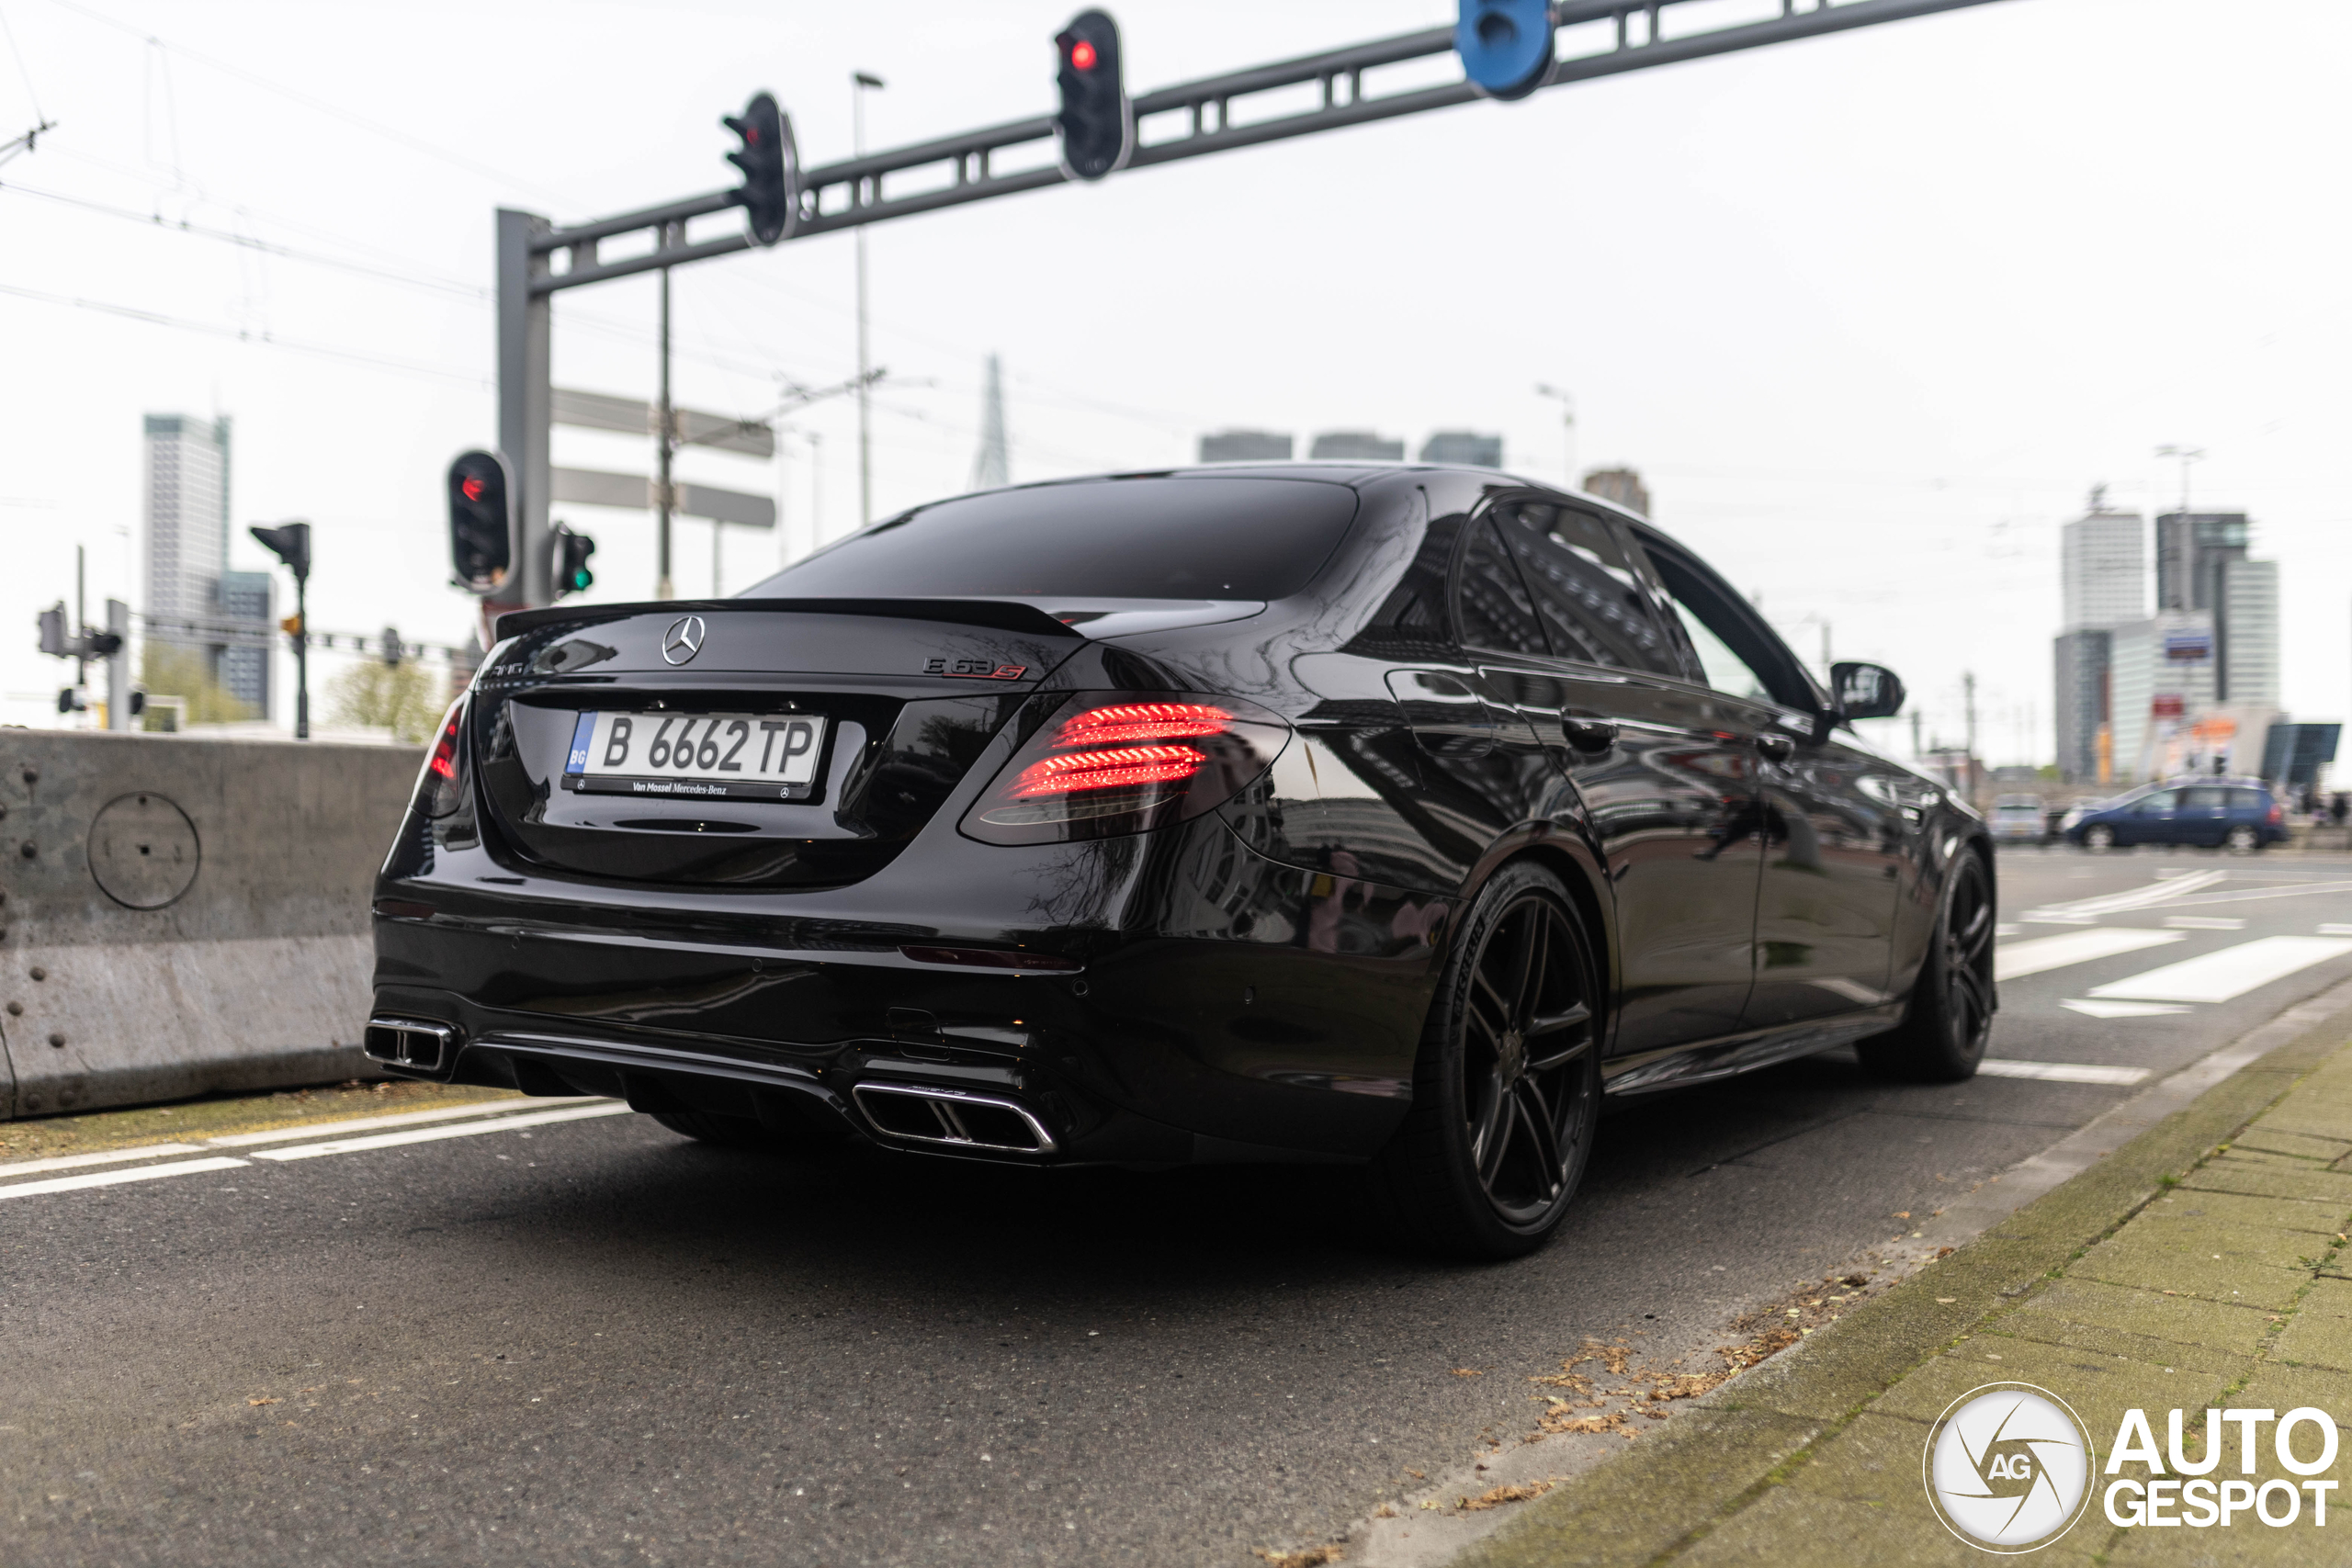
[2,0,2346,764]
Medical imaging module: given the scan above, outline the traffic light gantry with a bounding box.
[463,0,2013,610]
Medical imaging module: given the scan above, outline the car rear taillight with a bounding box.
[960,692,1289,845]
[411,700,469,819]
[2268,799,2284,826]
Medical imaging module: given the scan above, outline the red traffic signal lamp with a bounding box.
[1054,10,1131,182]
[447,450,514,593]
[723,90,800,247]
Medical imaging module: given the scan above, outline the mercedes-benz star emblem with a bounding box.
[661,615,707,666]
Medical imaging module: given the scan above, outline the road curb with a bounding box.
[1455,987,2352,1567]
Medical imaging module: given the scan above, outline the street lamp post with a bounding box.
[853,70,885,529]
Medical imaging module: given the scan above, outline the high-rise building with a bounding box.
[2052,629,2111,784]
[2109,611,2218,782]
[217,569,274,717]
[1419,431,1502,467]
[144,412,271,719]
[143,413,231,641]
[1198,430,1292,463]
[1581,468,1650,518]
[2220,558,2279,710]
[2050,502,2145,782]
[2060,507,2145,631]
[1307,431,1404,461]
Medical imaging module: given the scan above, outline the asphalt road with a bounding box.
[9,844,2352,1567]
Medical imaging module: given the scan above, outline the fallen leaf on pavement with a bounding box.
[246,1397,280,1406]
[1459,1482,1553,1511]
[1254,1548,1343,1568]
[1450,1368,1483,1378]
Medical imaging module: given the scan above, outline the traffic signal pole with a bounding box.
[489,0,2011,610]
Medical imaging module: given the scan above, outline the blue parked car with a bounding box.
[2066,777,2283,853]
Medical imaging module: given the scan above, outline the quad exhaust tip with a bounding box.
[852,1082,1057,1156]
[364,1017,456,1073]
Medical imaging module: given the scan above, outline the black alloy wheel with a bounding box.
[2224,824,2260,855]
[1370,862,1601,1258]
[2082,823,2115,852]
[1859,850,1995,1083]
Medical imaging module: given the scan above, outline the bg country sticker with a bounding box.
[1922,1382,2344,1552]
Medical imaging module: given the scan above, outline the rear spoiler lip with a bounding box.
[493,596,1088,642]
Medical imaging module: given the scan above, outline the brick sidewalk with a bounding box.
[1467,1005,2352,1566]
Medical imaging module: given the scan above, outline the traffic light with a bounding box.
[552,523,596,598]
[381,626,403,668]
[1455,0,1554,101]
[1053,10,1131,182]
[37,603,68,658]
[447,450,514,593]
[250,521,312,581]
[723,91,799,246]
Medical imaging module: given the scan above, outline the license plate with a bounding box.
[561,711,827,801]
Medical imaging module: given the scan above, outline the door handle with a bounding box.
[1753,734,1794,761]
[1562,719,1617,753]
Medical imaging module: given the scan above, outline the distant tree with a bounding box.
[140,643,254,728]
[326,660,443,743]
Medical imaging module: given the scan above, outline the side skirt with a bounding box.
[1600,1004,1905,1097]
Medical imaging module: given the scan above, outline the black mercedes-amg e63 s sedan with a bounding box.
[368,462,1994,1257]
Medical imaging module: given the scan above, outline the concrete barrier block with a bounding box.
[0,730,420,1118]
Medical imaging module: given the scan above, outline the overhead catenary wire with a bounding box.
[42,0,580,207]
[0,278,490,387]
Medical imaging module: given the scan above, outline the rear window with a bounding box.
[743,477,1358,601]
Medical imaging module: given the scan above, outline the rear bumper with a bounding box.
[370,814,1451,1167]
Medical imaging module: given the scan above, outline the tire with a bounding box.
[1366,862,1602,1259]
[2224,825,2260,855]
[1858,850,1996,1083]
[2082,824,2115,852]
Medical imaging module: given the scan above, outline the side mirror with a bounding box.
[1832,661,1905,721]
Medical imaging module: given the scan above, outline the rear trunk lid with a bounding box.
[470,598,1083,888]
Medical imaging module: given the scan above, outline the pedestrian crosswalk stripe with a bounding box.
[1994,927,2181,982]
[2088,936,2352,1005]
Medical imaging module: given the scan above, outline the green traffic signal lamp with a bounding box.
[553,523,597,598]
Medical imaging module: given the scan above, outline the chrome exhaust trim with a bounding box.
[851,1081,1057,1156]
[364,1016,457,1072]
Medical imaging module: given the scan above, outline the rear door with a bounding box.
[1486,498,1768,1055]
[1630,530,1910,1033]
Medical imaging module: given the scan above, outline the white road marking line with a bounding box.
[2062,998,2192,1019]
[2087,936,2352,1005]
[2023,915,2099,925]
[1979,1059,2153,1086]
[2321,924,2352,937]
[250,1101,634,1162]
[2163,916,2247,931]
[1996,924,2022,937]
[1994,928,2183,982]
[0,1143,208,1180]
[2022,868,2231,921]
[207,1097,605,1148]
[0,1156,248,1201]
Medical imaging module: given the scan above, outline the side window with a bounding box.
[1495,502,1678,674]
[1455,518,1548,658]
[2181,786,2230,808]
[1639,544,1807,709]
[2228,789,2267,811]
[2134,790,2180,816]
